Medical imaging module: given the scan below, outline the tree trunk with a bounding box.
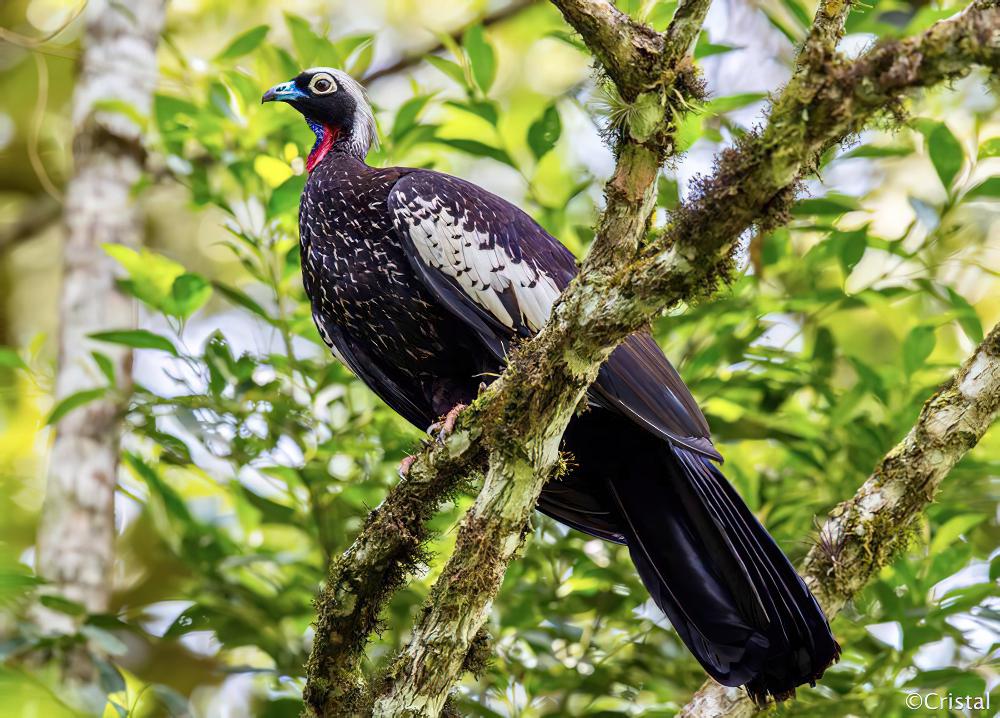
[35,0,166,634]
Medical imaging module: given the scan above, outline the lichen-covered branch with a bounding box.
[807,325,1000,613]
[302,401,489,713]
[305,1,1000,715]
[591,0,1000,339]
[798,0,854,69]
[549,0,667,97]
[679,321,1000,718]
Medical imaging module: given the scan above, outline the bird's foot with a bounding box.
[427,403,467,444]
[398,455,417,479]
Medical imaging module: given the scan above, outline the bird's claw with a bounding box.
[398,455,417,478]
[427,403,467,444]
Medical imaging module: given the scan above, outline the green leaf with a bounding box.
[965,176,1000,201]
[80,624,128,657]
[268,174,306,217]
[94,657,126,696]
[215,25,269,61]
[0,347,25,369]
[462,25,496,94]
[91,99,147,132]
[840,144,912,159]
[977,137,1000,159]
[944,287,983,343]
[780,0,812,30]
[39,594,87,616]
[346,37,374,77]
[647,0,678,30]
[164,273,212,319]
[213,281,272,321]
[46,387,108,425]
[926,122,964,191]
[284,13,337,67]
[435,138,514,167]
[703,92,767,115]
[792,195,860,217]
[104,245,199,316]
[930,514,987,554]
[527,104,561,160]
[239,485,297,525]
[657,175,679,210]
[695,34,741,59]
[393,95,434,138]
[91,352,116,384]
[902,325,936,375]
[445,99,499,126]
[90,330,178,356]
[425,55,468,88]
[838,230,868,275]
[124,453,192,524]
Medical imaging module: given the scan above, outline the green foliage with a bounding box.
[0,1,998,716]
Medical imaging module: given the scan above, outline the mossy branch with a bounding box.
[679,321,1000,718]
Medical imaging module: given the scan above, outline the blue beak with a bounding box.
[262,81,307,104]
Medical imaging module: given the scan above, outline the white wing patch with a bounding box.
[393,195,562,333]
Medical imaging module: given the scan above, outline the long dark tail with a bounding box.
[607,444,840,704]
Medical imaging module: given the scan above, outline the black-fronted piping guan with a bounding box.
[262,67,839,702]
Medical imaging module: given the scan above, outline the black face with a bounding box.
[262,69,357,132]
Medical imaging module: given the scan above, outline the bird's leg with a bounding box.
[398,454,417,479]
[427,403,468,444]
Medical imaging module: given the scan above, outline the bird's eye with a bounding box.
[309,74,336,95]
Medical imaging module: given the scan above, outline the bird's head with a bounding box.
[262,67,377,168]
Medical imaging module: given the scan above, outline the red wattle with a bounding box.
[307,125,339,172]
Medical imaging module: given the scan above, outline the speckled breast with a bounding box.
[297,155,467,375]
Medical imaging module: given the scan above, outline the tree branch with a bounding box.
[679,321,1000,718]
[304,0,1000,715]
[798,0,854,70]
[361,0,542,84]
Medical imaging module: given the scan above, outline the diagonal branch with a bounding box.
[679,321,1000,718]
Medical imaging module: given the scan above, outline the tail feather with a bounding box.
[608,444,840,704]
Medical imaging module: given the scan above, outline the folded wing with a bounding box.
[388,170,717,459]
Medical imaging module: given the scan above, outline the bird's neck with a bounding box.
[306,120,341,172]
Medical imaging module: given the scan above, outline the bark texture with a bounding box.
[35,0,166,631]
[305,1,1000,715]
[679,322,1000,718]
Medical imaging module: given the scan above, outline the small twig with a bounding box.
[362,0,542,84]
[28,54,62,202]
[0,0,86,50]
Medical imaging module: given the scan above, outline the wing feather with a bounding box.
[388,170,718,459]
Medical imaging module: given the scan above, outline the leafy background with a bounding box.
[0,0,998,715]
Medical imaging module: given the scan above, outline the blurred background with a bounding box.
[0,0,998,715]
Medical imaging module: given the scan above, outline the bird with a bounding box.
[262,67,840,703]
